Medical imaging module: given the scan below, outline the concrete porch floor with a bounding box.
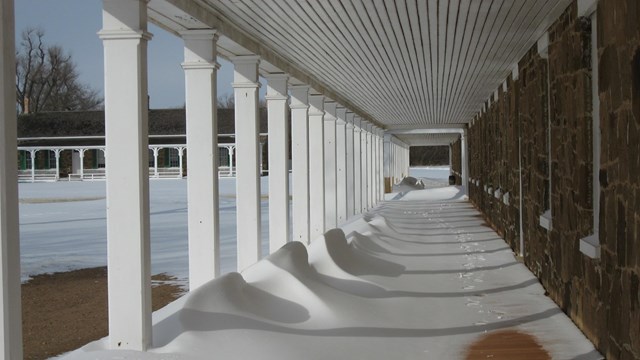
[64,186,602,360]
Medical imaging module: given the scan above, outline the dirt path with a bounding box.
[22,267,183,360]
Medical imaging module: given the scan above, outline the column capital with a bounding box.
[353,116,362,130]
[289,85,309,109]
[179,29,218,40]
[345,112,355,128]
[98,29,153,41]
[263,72,289,81]
[264,73,289,100]
[181,29,219,70]
[361,120,372,132]
[335,107,347,125]
[230,54,261,65]
[232,55,260,87]
[324,101,337,121]
[308,94,325,116]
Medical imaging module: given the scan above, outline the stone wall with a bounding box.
[596,0,640,358]
[465,1,640,358]
[468,78,521,250]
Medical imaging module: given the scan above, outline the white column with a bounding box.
[151,147,159,178]
[345,112,355,217]
[378,129,384,200]
[78,149,86,180]
[176,146,184,178]
[360,121,369,212]
[259,142,265,175]
[0,0,23,355]
[373,128,380,204]
[290,85,310,244]
[227,145,234,176]
[308,94,325,240]
[53,149,61,180]
[98,0,152,350]
[29,149,36,182]
[367,125,374,208]
[335,107,347,224]
[265,73,290,253]
[181,30,220,289]
[353,117,362,214]
[323,101,337,230]
[461,130,469,196]
[232,56,262,271]
[383,133,391,192]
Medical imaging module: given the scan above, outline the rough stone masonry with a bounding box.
[463,1,640,359]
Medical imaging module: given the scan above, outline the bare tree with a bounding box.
[217,93,235,109]
[15,28,102,114]
[217,93,267,109]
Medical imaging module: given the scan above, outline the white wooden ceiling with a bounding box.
[151,0,572,129]
[396,133,460,146]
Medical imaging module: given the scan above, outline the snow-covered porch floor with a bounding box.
[63,186,602,360]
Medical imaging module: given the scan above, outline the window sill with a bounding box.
[539,210,552,231]
[579,233,601,259]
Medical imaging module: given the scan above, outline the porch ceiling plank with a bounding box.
[152,0,575,128]
[309,1,393,113]
[441,0,460,124]
[387,0,425,125]
[451,0,515,117]
[368,0,422,124]
[426,0,438,123]
[416,0,435,125]
[452,0,532,118]
[445,0,501,124]
[399,0,430,125]
[357,0,414,124]
[443,0,480,122]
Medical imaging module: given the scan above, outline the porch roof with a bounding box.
[148,0,572,129]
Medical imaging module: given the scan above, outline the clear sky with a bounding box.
[15,0,265,109]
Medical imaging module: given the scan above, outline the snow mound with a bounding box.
[61,187,602,360]
[309,228,405,280]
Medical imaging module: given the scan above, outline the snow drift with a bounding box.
[62,186,602,360]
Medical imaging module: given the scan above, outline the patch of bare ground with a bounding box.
[464,329,551,360]
[22,267,184,360]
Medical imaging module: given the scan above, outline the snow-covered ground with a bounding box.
[60,183,602,360]
[408,165,451,188]
[19,177,272,283]
[20,166,452,284]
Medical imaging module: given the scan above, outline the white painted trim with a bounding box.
[232,55,262,271]
[577,0,598,17]
[579,234,601,259]
[289,85,311,244]
[266,73,290,253]
[0,0,23,355]
[323,101,338,230]
[182,30,222,288]
[101,0,152,350]
[537,32,549,59]
[308,94,325,240]
[580,10,601,260]
[539,210,552,231]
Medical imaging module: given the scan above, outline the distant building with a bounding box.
[16,109,270,181]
